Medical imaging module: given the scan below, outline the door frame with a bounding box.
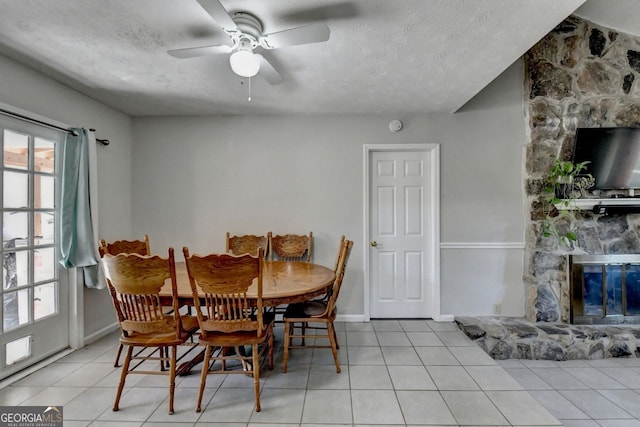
[363,144,449,322]
[0,102,84,368]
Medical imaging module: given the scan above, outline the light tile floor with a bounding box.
[499,356,640,427]
[0,319,639,426]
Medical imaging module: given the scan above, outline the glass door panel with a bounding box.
[3,130,28,170]
[3,171,28,208]
[605,265,623,316]
[583,264,603,316]
[625,265,640,315]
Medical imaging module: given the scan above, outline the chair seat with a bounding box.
[181,315,200,334]
[199,312,275,346]
[198,329,271,346]
[119,315,199,346]
[285,300,333,318]
[119,333,186,346]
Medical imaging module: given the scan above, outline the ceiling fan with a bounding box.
[168,0,331,84]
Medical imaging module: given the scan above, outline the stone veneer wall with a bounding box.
[525,16,640,322]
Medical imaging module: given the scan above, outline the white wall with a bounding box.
[434,60,527,316]
[132,60,527,318]
[0,53,133,337]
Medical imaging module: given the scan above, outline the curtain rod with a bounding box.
[88,129,110,146]
[0,108,110,146]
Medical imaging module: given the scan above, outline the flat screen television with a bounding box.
[572,127,640,190]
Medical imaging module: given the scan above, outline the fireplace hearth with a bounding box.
[456,316,640,360]
[570,255,640,325]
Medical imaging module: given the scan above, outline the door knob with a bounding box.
[370,241,378,247]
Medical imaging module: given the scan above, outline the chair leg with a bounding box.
[268,325,274,370]
[113,345,133,411]
[327,322,341,373]
[282,320,291,373]
[196,346,212,413]
[301,322,306,346]
[113,343,123,367]
[221,346,233,371]
[237,346,250,371]
[252,343,261,412]
[333,324,340,350]
[168,345,177,415]
[165,346,171,369]
[159,346,166,371]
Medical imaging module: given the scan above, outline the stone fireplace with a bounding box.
[454,16,640,359]
[524,15,640,324]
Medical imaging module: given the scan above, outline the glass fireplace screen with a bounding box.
[570,254,640,324]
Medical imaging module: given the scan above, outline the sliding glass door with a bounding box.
[0,115,68,380]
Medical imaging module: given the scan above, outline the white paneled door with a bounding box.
[367,145,439,318]
[0,115,69,380]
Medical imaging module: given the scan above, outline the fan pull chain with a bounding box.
[240,78,253,102]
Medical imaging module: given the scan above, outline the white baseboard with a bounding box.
[336,314,456,323]
[84,322,119,345]
[336,314,367,322]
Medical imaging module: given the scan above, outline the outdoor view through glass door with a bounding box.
[0,115,68,380]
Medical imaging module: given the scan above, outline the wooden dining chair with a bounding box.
[99,247,199,415]
[183,247,274,413]
[268,231,313,262]
[267,231,313,321]
[225,232,268,258]
[99,234,152,367]
[282,238,353,374]
[296,234,345,344]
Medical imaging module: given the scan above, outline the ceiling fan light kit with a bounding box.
[229,40,260,77]
[168,0,331,84]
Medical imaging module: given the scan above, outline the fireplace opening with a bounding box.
[570,255,640,324]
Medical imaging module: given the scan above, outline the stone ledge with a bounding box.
[456,316,640,360]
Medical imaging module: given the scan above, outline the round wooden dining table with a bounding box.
[161,260,336,307]
[160,260,335,376]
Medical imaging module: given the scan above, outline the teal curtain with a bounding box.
[59,128,105,289]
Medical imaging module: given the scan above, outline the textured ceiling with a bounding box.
[0,0,612,116]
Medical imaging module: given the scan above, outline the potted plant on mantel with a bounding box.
[542,158,594,247]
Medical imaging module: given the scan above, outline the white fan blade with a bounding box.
[257,54,284,85]
[259,22,330,49]
[167,44,233,58]
[196,0,238,31]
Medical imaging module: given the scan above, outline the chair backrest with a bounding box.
[325,239,353,315]
[268,231,313,262]
[183,247,266,336]
[99,247,181,338]
[225,232,268,258]
[332,235,346,273]
[100,234,151,256]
